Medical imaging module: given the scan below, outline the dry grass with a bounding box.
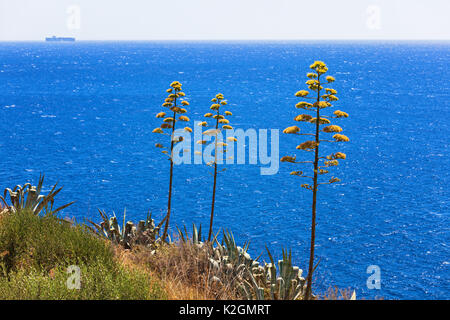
[115,241,240,300]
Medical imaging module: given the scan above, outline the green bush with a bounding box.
[0,210,166,300]
[0,210,113,273]
[0,260,165,300]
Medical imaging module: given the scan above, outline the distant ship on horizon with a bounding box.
[45,36,75,42]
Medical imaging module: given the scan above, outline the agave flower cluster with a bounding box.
[282,61,349,187]
[198,93,237,241]
[152,81,192,241]
[281,61,349,299]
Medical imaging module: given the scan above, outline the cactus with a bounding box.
[0,174,74,216]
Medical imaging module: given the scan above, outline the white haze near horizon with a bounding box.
[0,0,449,41]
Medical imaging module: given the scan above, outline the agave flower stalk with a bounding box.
[199,93,236,241]
[281,61,349,299]
[152,81,191,242]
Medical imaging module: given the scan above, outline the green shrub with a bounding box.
[0,210,113,273]
[0,210,166,300]
[0,260,166,300]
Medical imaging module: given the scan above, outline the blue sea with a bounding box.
[0,41,449,299]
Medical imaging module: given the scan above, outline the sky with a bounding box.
[0,0,449,41]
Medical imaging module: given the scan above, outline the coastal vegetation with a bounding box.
[200,93,237,241]
[152,81,192,242]
[0,62,353,300]
[281,61,349,299]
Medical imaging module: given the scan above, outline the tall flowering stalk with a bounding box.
[152,81,191,242]
[281,61,349,299]
[198,93,236,241]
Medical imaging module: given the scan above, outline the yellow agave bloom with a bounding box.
[184,127,192,133]
[334,110,349,118]
[306,80,318,86]
[160,123,172,129]
[225,111,232,116]
[168,93,178,99]
[166,88,173,93]
[210,104,220,110]
[227,137,237,142]
[219,119,229,124]
[296,102,313,109]
[283,126,300,134]
[170,81,181,88]
[204,113,213,117]
[333,134,350,142]
[327,95,339,102]
[197,140,207,145]
[323,125,343,133]
[290,171,303,176]
[222,125,233,130]
[203,129,220,136]
[334,152,346,159]
[178,92,186,97]
[156,112,166,118]
[307,73,317,79]
[165,98,174,103]
[216,93,224,100]
[310,61,326,70]
[294,114,313,122]
[220,100,227,105]
[181,100,189,106]
[152,128,163,134]
[309,117,331,125]
[326,76,335,83]
[280,156,296,163]
[163,117,174,122]
[170,106,182,113]
[296,141,318,150]
[295,90,309,97]
[324,160,339,166]
[162,102,172,107]
[198,121,208,127]
[211,98,218,102]
[155,143,163,148]
[325,88,337,94]
[213,114,224,119]
[179,108,187,114]
[316,101,331,108]
[179,115,190,122]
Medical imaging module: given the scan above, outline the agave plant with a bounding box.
[281,61,349,299]
[240,247,306,300]
[176,223,205,246]
[199,93,238,241]
[0,174,74,216]
[88,209,164,250]
[152,81,192,242]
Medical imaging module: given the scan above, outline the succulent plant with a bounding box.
[88,209,164,250]
[176,223,204,247]
[240,247,306,300]
[0,174,74,216]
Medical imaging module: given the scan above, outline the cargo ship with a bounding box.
[45,36,75,42]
